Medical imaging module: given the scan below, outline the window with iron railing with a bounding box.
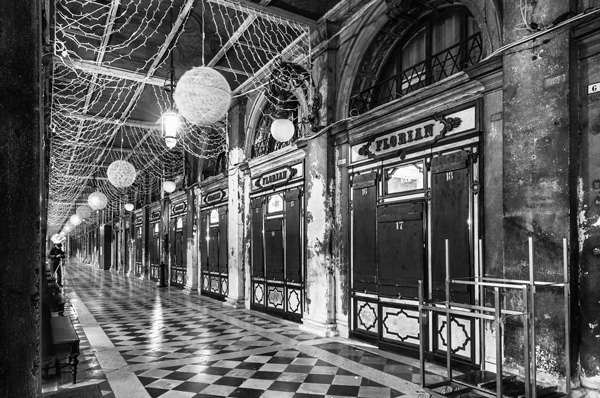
[349,11,482,116]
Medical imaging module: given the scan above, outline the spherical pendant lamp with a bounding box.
[173,67,232,125]
[270,118,295,142]
[124,203,134,212]
[163,180,176,193]
[88,191,108,211]
[70,214,82,226]
[107,160,136,188]
[76,205,92,220]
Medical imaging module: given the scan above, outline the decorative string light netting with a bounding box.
[47,0,312,236]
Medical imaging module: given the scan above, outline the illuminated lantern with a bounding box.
[124,203,134,212]
[88,191,108,211]
[163,180,176,193]
[162,110,179,148]
[270,118,295,142]
[76,205,92,220]
[174,67,232,125]
[107,160,136,188]
[70,214,82,226]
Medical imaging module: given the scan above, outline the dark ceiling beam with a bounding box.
[209,0,316,29]
[65,112,159,130]
[56,56,165,86]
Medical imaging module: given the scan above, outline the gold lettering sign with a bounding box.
[255,166,297,189]
[351,108,477,163]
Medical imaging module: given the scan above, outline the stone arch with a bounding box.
[335,0,502,120]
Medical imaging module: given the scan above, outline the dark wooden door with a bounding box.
[377,202,425,299]
[352,171,378,294]
[431,151,472,303]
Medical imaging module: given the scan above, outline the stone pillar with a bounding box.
[0,0,41,395]
[332,125,351,338]
[184,187,199,295]
[225,97,250,308]
[301,133,337,337]
[502,1,572,384]
[575,16,600,393]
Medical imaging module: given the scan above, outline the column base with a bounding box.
[335,317,350,339]
[223,297,245,309]
[183,286,199,295]
[299,318,338,338]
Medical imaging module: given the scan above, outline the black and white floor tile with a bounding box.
[42,260,429,397]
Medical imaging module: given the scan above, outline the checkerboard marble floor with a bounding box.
[42,259,433,397]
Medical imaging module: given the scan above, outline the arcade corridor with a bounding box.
[42,260,432,397]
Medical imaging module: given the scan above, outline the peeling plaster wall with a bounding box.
[502,0,571,382]
[303,134,337,333]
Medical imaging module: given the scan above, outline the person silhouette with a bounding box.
[48,242,65,287]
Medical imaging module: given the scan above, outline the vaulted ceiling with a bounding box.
[47,0,342,237]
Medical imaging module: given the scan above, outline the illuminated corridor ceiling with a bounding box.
[47,0,341,236]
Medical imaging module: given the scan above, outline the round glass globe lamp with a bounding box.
[107,160,136,188]
[88,191,108,211]
[163,180,176,193]
[70,214,82,226]
[270,118,295,142]
[173,67,232,125]
[76,205,92,220]
[124,203,134,212]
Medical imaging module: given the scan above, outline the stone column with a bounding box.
[142,206,149,279]
[301,133,337,337]
[575,16,600,393]
[501,1,572,384]
[0,0,41,395]
[225,96,250,308]
[184,187,199,295]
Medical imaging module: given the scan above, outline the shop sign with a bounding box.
[150,210,160,222]
[135,215,143,226]
[351,107,476,163]
[171,201,187,216]
[204,189,224,205]
[254,164,301,189]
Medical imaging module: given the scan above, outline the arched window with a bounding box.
[351,8,482,115]
[251,101,300,159]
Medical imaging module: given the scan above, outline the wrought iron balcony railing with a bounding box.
[349,32,482,116]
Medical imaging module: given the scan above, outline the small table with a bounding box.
[50,316,80,384]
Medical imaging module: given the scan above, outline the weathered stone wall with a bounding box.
[0,0,42,396]
[502,0,572,382]
[574,16,600,392]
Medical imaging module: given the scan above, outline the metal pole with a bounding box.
[529,237,537,398]
[445,239,452,381]
[418,280,426,388]
[495,286,503,398]
[523,284,530,398]
[479,239,485,371]
[563,238,571,394]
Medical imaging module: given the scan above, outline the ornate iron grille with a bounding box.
[349,32,482,116]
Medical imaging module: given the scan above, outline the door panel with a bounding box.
[251,198,264,277]
[352,171,378,294]
[208,227,219,272]
[431,151,472,303]
[377,202,424,299]
[264,218,284,281]
[285,189,301,283]
[218,207,228,274]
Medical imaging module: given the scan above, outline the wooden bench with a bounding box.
[44,316,80,384]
